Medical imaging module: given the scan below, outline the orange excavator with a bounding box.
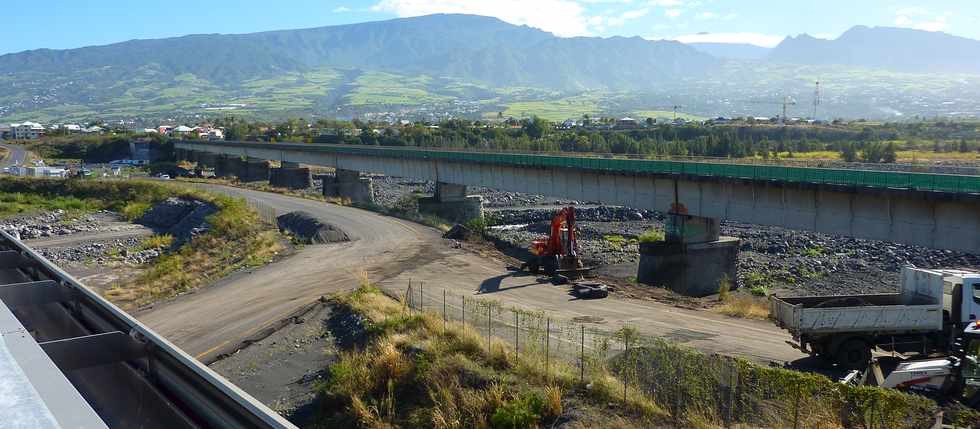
[522,206,587,276]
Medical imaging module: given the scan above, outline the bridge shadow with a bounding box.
[478,273,549,294]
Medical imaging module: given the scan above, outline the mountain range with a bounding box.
[0,14,717,91]
[768,25,980,74]
[1,14,979,122]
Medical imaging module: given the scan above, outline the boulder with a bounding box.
[276,211,349,244]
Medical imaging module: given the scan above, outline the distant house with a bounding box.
[11,121,44,139]
[0,124,10,140]
[205,128,224,141]
[82,126,103,134]
[615,117,639,129]
[558,119,579,130]
[158,125,174,135]
[173,125,194,136]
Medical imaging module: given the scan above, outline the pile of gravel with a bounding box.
[0,210,113,240]
[138,197,217,245]
[276,211,349,244]
[37,236,161,266]
[487,206,657,226]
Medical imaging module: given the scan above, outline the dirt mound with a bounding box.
[276,211,350,244]
[443,224,475,240]
[138,197,218,245]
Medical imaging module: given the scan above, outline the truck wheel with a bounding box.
[834,339,872,370]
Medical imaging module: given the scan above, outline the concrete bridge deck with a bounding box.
[176,141,980,254]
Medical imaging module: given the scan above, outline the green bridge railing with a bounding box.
[187,141,980,194]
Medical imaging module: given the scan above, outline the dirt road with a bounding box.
[0,142,28,168]
[137,185,806,365]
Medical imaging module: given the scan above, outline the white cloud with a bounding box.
[648,0,684,5]
[621,8,649,19]
[894,7,951,32]
[668,32,785,47]
[665,9,683,18]
[604,8,649,27]
[332,6,351,13]
[695,11,716,19]
[371,0,595,36]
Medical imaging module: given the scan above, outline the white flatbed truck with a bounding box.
[770,267,980,369]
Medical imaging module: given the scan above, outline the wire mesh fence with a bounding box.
[402,282,938,429]
[244,197,279,224]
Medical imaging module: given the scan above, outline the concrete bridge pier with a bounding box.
[196,152,219,169]
[241,158,270,182]
[418,182,483,223]
[322,169,374,204]
[270,161,311,189]
[637,213,739,297]
[215,155,245,179]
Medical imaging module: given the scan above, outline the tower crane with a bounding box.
[744,96,798,125]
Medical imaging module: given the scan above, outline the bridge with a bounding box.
[176,140,980,296]
[0,230,295,428]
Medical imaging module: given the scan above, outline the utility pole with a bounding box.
[813,81,821,120]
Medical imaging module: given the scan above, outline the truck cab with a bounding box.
[944,270,980,330]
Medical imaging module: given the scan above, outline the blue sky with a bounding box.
[2,1,977,55]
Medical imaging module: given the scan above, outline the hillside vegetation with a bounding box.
[0,178,283,308]
[314,283,936,428]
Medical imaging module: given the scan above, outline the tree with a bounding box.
[883,142,897,163]
[840,142,858,163]
[523,116,550,140]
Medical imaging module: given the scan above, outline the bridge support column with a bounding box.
[417,182,483,223]
[196,152,219,169]
[215,155,245,179]
[241,157,270,182]
[322,169,374,204]
[270,161,311,189]
[637,213,739,297]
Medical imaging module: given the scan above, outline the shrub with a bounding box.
[463,217,487,233]
[637,228,665,243]
[139,234,174,250]
[543,385,563,420]
[490,392,544,429]
[717,274,731,301]
[749,285,770,297]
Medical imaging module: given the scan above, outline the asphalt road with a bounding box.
[0,142,28,168]
[138,185,807,365]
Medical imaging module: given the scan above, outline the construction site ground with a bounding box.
[133,185,806,367]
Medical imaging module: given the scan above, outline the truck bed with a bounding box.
[770,293,944,337]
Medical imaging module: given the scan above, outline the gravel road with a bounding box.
[135,185,806,367]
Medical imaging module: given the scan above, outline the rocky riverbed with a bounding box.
[371,176,980,296]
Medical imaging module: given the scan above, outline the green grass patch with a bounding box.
[637,229,665,243]
[138,234,174,250]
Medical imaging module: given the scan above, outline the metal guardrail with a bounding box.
[180,141,980,194]
[0,230,296,429]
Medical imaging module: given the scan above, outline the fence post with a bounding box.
[545,318,551,379]
[793,389,800,429]
[727,366,736,428]
[407,280,412,312]
[623,333,629,404]
[514,310,519,361]
[419,281,424,312]
[462,296,466,323]
[580,325,585,384]
[442,289,447,331]
[487,304,493,353]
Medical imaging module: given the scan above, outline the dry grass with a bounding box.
[715,293,770,320]
[319,285,670,428]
